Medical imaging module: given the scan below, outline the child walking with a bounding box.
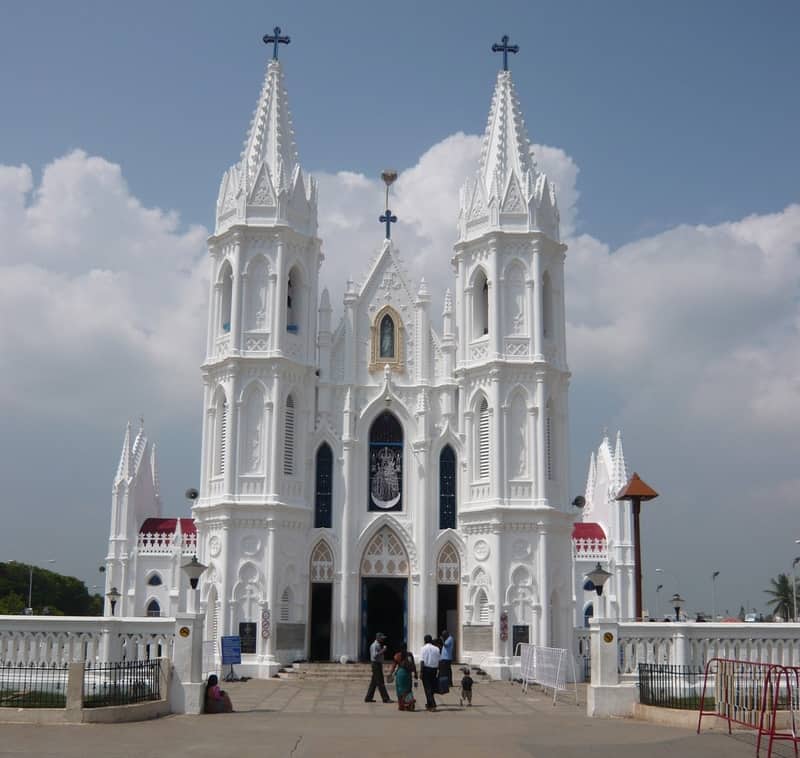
[459,667,474,707]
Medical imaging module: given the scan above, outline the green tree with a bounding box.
[764,573,797,621]
[0,562,98,615]
[0,591,26,614]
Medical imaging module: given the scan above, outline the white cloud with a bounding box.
[0,150,208,423]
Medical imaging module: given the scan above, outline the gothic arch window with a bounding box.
[310,541,334,583]
[286,266,302,334]
[283,394,296,476]
[369,306,403,372]
[147,574,162,587]
[475,589,490,624]
[504,261,526,336]
[508,393,528,479]
[214,390,228,477]
[476,398,490,480]
[473,268,489,339]
[146,599,161,617]
[437,543,460,584]
[439,445,457,529]
[368,412,403,512]
[542,270,553,340]
[314,443,333,528]
[361,526,409,576]
[219,261,233,334]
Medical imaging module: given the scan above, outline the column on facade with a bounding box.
[532,242,543,360]
[264,521,277,661]
[220,524,231,636]
[199,383,212,491]
[270,371,283,501]
[223,375,239,498]
[488,242,501,359]
[490,372,502,502]
[207,245,220,357]
[271,237,286,353]
[534,373,547,505]
[527,404,536,493]
[490,528,504,661]
[537,522,549,647]
[501,403,509,502]
[464,287,473,350]
[230,233,243,352]
[264,399,276,497]
[463,411,474,487]
[415,439,430,653]
[525,277,534,358]
[339,387,356,659]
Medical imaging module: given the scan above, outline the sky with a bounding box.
[0,0,798,618]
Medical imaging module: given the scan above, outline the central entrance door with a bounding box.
[361,577,407,661]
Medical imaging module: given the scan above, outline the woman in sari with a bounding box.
[390,643,417,711]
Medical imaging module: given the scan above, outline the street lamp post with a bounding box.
[181,556,207,614]
[10,559,55,614]
[712,571,720,622]
[671,592,685,623]
[792,557,800,623]
[656,567,680,591]
[586,562,613,620]
[615,473,659,621]
[656,584,663,618]
[106,586,121,617]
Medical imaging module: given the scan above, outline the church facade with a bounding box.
[104,42,597,678]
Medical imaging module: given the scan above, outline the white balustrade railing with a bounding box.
[0,616,176,667]
[572,538,608,560]
[576,622,800,682]
[137,531,197,555]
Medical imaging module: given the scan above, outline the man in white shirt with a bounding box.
[420,634,441,711]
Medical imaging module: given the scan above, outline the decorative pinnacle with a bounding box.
[491,34,519,71]
[263,26,290,60]
[380,169,398,239]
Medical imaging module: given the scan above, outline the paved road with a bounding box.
[0,679,779,758]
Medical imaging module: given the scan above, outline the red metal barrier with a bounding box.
[697,657,800,758]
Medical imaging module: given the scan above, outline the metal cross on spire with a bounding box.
[263,26,290,60]
[380,169,398,240]
[491,34,519,71]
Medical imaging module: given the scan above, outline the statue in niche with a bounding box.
[244,396,263,472]
[379,314,395,358]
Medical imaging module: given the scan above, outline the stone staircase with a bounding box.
[275,661,492,682]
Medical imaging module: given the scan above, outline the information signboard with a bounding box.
[221,635,242,665]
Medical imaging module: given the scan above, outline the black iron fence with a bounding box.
[638,663,706,710]
[83,660,161,708]
[0,662,69,708]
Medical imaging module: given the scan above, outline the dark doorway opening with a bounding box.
[361,578,407,661]
[437,585,458,655]
[309,583,333,661]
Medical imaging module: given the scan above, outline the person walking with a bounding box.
[364,632,392,703]
[440,629,454,687]
[420,634,441,711]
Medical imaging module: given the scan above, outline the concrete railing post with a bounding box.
[168,612,205,714]
[672,626,689,667]
[65,661,84,722]
[590,620,619,686]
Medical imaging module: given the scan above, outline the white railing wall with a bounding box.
[0,616,176,666]
[576,622,800,682]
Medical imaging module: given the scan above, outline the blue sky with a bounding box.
[2,1,797,247]
[0,1,798,618]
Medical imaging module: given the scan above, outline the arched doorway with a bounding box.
[437,543,460,646]
[309,541,334,660]
[360,526,409,660]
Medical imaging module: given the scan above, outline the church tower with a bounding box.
[195,32,321,674]
[453,39,574,670]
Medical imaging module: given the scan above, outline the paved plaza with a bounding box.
[0,678,782,758]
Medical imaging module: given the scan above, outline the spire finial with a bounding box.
[491,34,519,71]
[263,26,290,60]
[380,169,398,239]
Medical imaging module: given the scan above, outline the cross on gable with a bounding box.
[491,34,519,71]
[263,26,290,60]
[380,209,397,239]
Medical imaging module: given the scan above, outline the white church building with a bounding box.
[103,37,635,677]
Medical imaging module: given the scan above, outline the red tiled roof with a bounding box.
[572,522,606,541]
[139,517,196,535]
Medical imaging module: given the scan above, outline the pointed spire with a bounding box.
[443,288,453,315]
[585,450,597,502]
[150,442,160,498]
[479,70,535,199]
[613,430,627,490]
[416,277,430,304]
[242,59,299,192]
[115,421,132,481]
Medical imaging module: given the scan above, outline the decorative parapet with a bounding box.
[572,537,608,560]
[137,532,197,556]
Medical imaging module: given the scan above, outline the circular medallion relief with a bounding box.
[241,535,261,556]
[512,539,530,560]
[208,536,221,557]
[473,539,490,562]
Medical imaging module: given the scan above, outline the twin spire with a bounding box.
[217,30,558,245]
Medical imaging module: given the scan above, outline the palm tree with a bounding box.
[764,573,797,621]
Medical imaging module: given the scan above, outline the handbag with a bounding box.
[436,674,450,695]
